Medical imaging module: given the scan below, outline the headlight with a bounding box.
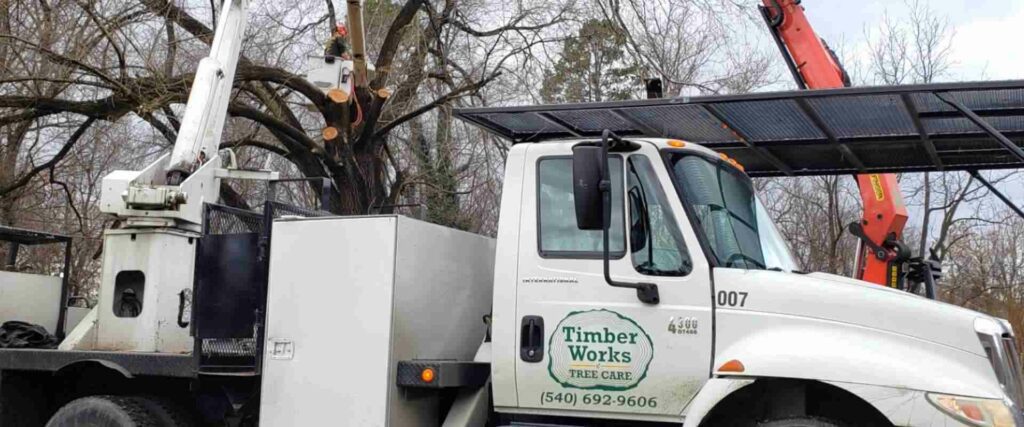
[927,393,1015,427]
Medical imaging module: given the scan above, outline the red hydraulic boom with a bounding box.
[760,0,911,289]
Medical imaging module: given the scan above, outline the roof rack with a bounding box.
[454,80,1024,178]
[0,226,71,246]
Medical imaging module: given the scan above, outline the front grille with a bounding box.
[979,327,1024,411]
[999,334,1024,409]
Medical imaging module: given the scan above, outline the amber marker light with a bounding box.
[667,139,686,148]
[420,367,436,383]
[717,359,745,373]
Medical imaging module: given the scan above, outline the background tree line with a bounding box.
[1,0,1022,339]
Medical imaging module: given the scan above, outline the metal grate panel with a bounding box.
[202,338,257,357]
[267,201,333,218]
[925,116,1024,135]
[617,104,738,142]
[455,80,1024,177]
[204,204,263,235]
[714,99,824,142]
[548,109,636,134]
[807,94,916,139]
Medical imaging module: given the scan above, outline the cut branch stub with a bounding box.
[327,88,350,104]
[323,126,340,141]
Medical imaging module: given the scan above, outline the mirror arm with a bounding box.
[599,130,660,305]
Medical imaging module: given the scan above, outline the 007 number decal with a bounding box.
[716,290,748,307]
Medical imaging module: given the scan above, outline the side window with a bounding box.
[538,157,624,257]
[627,155,692,276]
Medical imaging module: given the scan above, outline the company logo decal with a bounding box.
[547,309,654,391]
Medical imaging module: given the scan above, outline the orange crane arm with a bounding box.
[760,0,910,287]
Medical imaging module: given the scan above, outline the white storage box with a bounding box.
[260,215,495,426]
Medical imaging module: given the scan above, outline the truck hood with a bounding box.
[714,269,993,357]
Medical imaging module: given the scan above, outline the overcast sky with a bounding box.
[803,0,1024,81]
[771,2,1023,223]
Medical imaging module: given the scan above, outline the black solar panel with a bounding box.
[454,80,1024,177]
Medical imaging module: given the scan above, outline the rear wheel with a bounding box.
[759,417,844,427]
[45,395,192,427]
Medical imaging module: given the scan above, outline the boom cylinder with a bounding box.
[167,0,249,182]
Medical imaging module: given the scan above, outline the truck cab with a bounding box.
[485,136,1024,426]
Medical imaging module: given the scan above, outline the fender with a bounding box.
[55,359,133,379]
[681,378,949,427]
[681,378,754,427]
[713,307,1001,399]
[823,381,949,426]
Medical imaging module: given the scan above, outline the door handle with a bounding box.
[520,316,544,363]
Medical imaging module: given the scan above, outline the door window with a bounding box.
[537,157,624,258]
[626,155,692,276]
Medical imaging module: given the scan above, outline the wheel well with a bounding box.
[699,378,893,427]
[53,360,135,404]
[1,362,193,426]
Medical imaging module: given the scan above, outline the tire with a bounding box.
[45,396,158,427]
[134,396,194,427]
[759,417,844,427]
[45,395,192,427]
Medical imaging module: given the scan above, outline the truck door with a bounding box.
[514,145,713,420]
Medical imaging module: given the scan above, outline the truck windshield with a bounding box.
[664,152,798,271]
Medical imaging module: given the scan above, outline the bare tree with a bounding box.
[0,0,568,296]
[596,0,780,95]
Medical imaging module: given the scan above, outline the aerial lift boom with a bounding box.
[760,0,912,289]
[167,0,249,184]
[86,0,278,355]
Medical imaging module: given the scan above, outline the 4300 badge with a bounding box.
[540,391,658,408]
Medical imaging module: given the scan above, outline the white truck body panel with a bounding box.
[490,144,528,409]
[260,215,495,426]
[0,271,61,332]
[90,228,197,353]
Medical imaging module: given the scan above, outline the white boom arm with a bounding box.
[167,0,249,182]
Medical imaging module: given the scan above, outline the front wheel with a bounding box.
[759,417,844,427]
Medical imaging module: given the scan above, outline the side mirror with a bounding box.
[575,130,660,305]
[572,145,604,230]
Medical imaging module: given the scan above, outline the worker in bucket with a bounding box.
[324,23,351,63]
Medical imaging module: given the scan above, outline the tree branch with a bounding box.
[372,71,502,139]
[0,118,97,197]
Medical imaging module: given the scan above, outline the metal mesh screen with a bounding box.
[204,204,264,235]
[266,200,333,219]
[202,338,257,357]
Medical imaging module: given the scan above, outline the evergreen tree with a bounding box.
[541,19,638,103]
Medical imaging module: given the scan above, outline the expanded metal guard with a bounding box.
[202,338,257,357]
[266,200,333,219]
[203,204,265,235]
